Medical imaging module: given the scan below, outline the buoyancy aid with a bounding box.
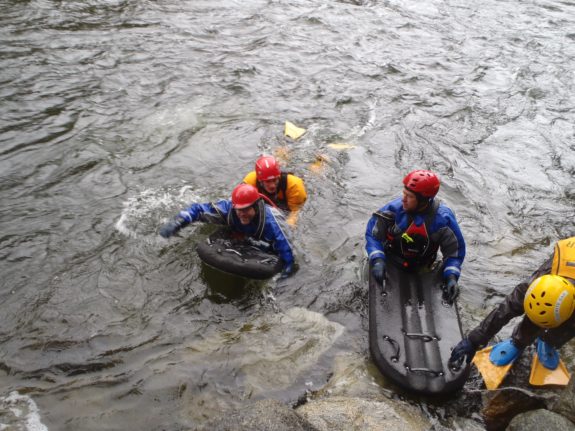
[552,237,575,280]
[210,199,266,240]
[380,200,440,271]
[256,172,291,211]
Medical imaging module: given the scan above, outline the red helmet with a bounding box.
[255,155,281,181]
[232,184,260,209]
[403,170,440,198]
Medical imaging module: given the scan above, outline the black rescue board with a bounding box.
[369,260,470,395]
[196,229,283,280]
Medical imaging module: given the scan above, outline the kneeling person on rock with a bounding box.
[449,237,575,389]
[160,183,295,279]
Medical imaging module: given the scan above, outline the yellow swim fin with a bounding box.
[472,346,514,390]
[308,154,329,174]
[529,354,571,387]
[327,142,356,150]
[284,121,306,140]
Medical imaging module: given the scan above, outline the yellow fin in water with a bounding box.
[529,355,571,387]
[308,154,329,174]
[327,142,356,150]
[273,146,291,163]
[284,121,306,140]
[472,346,514,390]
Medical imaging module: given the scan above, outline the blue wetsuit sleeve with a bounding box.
[365,215,386,262]
[436,207,466,280]
[178,200,229,224]
[265,211,295,266]
[365,198,402,262]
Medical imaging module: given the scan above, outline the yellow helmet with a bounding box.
[524,275,575,328]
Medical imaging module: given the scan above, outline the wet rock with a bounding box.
[472,348,564,430]
[294,353,432,430]
[549,376,575,423]
[196,399,318,431]
[296,396,431,431]
[306,352,394,400]
[481,387,548,430]
[451,417,486,431]
[506,409,575,431]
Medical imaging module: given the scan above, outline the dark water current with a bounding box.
[1,0,575,429]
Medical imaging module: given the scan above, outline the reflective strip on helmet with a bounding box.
[555,290,568,325]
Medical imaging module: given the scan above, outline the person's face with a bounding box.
[260,177,280,194]
[402,188,419,212]
[235,206,256,225]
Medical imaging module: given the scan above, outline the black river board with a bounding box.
[369,260,470,395]
[196,229,283,280]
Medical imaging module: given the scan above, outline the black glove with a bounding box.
[449,338,477,366]
[159,216,187,238]
[279,263,294,280]
[442,274,459,304]
[371,258,386,284]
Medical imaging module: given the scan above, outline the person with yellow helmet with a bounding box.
[449,237,575,388]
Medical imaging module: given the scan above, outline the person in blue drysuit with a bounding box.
[160,183,295,279]
[365,170,466,303]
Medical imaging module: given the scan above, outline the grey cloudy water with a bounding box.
[1,0,574,429]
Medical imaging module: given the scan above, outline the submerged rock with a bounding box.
[296,396,431,431]
[294,353,432,431]
[196,399,318,431]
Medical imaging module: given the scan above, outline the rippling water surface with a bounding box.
[1,0,574,429]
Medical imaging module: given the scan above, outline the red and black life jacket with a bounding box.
[381,200,440,271]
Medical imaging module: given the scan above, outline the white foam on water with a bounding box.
[115,185,202,241]
[0,392,48,431]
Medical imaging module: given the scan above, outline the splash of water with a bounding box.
[0,392,48,431]
[115,185,203,240]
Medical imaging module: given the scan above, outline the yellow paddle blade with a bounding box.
[472,346,514,390]
[529,355,571,387]
[284,121,306,140]
[327,142,356,150]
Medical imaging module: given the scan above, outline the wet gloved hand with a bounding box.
[442,274,459,304]
[371,258,386,284]
[449,338,477,366]
[279,263,294,280]
[159,216,188,238]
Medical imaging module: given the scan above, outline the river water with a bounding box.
[1,0,574,429]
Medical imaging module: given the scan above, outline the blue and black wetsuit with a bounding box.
[178,199,294,268]
[365,196,466,281]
